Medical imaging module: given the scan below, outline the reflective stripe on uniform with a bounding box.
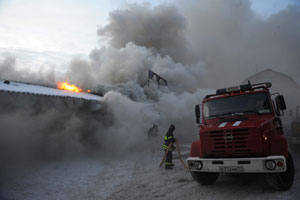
[163,145,173,151]
[164,136,173,140]
[165,162,172,165]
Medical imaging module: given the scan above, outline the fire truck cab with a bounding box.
[187,82,294,190]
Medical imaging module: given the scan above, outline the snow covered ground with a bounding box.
[1,145,300,200]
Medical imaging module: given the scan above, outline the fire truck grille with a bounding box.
[209,129,250,153]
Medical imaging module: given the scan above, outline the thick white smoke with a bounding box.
[176,0,300,87]
[66,42,207,93]
[95,1,300,88]
[98,3,194,64]
[99,91,159,151]
[0,57,56,86]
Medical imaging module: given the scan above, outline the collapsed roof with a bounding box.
[0,80,102,102]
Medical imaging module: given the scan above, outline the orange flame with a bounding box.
[57,81,83,93]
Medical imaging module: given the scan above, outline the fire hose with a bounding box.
[159,139,188,170]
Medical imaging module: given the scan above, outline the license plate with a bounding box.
[219,166,244,173]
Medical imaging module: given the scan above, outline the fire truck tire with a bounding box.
[265,152,294,191]
[190,172,219,185]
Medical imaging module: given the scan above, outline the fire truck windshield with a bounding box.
[203,93,272,119]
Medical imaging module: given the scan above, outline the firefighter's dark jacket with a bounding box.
[163,125,176,151]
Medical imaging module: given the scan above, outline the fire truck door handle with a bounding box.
[274,118,283,134]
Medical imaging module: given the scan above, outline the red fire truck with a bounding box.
[187,82,294,190]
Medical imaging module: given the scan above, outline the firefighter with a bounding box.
[148,123,159,136]
[163,124,176,169]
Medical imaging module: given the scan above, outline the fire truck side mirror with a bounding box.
[195,104,201,124]
[296,105,300,119]
[275,95,286,111]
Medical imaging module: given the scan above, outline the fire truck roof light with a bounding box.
[215,82,271,95]
[240,83,252,91]
[251,82,272,89]
[265,82,272,88]
[216,84,252,95]
[226,86,240,92]
[216,88,227,95]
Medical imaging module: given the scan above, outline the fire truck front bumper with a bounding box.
[187,156,286,173]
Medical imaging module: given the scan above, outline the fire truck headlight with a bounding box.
[194,161,203,170]
[265,160,276,170]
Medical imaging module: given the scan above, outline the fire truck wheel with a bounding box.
[190,172,219,185]
[265,152,294,191]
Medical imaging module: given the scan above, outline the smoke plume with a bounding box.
[176,0,300,87]
[95,1,300,88]
[0,57,56,86]
[98,3,194,64]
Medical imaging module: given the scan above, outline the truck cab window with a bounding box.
[203,93,272,119]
